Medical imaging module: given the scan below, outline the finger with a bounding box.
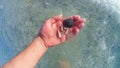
[52,14,63,21]
[72,15,81,21]
[70,27,80,35]
[63,16,73,23]
[55,20,63,29]
[45,18,55,25]
[69,26,79,35]
[63,15,80,21]
[60,34,66,43]
[74,18,86,29]
[45,14,63,25]
[62,15,81,25]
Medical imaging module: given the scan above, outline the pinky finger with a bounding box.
[69,27,80,35]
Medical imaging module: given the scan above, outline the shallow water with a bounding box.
[0,0,120,68]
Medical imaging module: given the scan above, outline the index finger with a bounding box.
[63,15,81,22]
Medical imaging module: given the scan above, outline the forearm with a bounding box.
[2,36,48,68]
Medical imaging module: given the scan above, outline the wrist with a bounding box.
[35,36,48,49]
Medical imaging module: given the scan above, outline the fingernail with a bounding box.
[58,29,62,38]
[82,18,86,23]
[60,26,63,31]
[65,29,69,35]
[59,14,63,17]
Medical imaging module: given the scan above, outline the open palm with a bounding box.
[39,14,85,47]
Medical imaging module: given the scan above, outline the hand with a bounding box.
[38,14,85,47]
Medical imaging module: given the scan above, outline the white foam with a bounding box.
[108,56,115,63]
[103,21,107,25]
[98,37,107,50]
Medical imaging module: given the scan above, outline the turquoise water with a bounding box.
[0,0,120,68]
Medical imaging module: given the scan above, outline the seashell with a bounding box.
[63,19,74,28]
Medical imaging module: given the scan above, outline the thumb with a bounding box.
[52,14,63,21]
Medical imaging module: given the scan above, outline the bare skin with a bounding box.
[2,14,85,68]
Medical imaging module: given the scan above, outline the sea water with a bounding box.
[0,0,120,68]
